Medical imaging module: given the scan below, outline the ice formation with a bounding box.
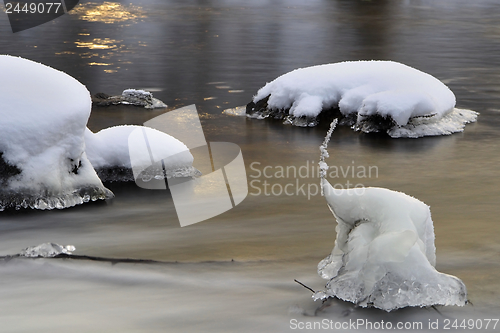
[85,126,200,182]
[314,120,467,311]
[247,61,478,138]
[20,243,75,258]
[0,55,112,211]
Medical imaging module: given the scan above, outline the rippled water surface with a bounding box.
[1,1,500,332]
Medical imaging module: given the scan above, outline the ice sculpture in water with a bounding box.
[0,55,112,210]
[315,120,467,311]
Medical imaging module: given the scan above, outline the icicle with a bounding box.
[319,119,338,196]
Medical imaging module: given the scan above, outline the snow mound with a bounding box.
[248,61,477,138]
[0,55,112,211]
[316,183,467,311]
[85,125,200,182]
[20,243,75,258]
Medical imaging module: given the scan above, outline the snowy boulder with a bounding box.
[0,55,112,211]
[316,182,467,311]
[247,61,477,138]
[85,126,200,182]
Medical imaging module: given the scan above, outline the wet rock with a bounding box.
[92,89,167,109]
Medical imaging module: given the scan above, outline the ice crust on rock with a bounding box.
[85,126,200,182]
[248,61,477,137]
[0,55,112,211]
[20,243,75,258]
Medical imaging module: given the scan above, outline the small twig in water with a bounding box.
[294,279,316,293]
[430,305,445,317]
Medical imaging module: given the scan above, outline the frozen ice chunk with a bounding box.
[248,61,477,137]
[222,106,246,116]
[316,182,467,311]
[20,243,76,258]
[0,55,112,211]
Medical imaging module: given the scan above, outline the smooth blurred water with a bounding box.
[1,1,500,332]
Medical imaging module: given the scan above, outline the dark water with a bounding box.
[1,1,500,332]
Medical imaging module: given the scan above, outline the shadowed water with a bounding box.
[1,0,500,332]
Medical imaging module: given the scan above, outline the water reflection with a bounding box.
[75,38,119,50]
[331,0,394,59]
[69,1,146,24]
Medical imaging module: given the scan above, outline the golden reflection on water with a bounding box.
[88,62,111,66]
[67,38,126,72]
[75,38,119,50]
[69,1,146,24]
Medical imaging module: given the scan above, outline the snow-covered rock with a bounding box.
[92,89,167,109]
[247,61,477,138]
[85,125,200,182]
[0,55,112,211]
[316,184,467,311]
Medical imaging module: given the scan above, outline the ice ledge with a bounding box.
[315,254,467,312]
[95,165,202,183]
[0,186,113,211]
[247,100,478,138]
[387,108,478,138]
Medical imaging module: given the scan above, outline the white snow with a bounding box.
[0,55,112,210]
[316,182,467,311]
[0,55,196,210]
[251,61,478,137]
[122,89,152,99]
[85,125,199,182]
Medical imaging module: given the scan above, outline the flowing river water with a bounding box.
[1,1,500,332]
